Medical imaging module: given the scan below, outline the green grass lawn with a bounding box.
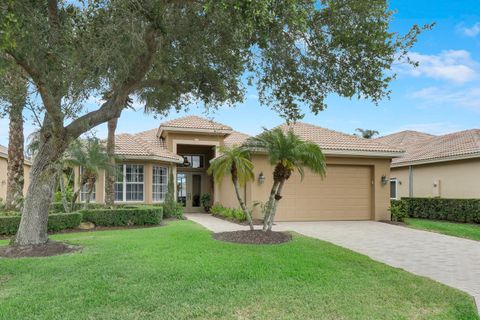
[406,218,480,241]
[0,221,478,320]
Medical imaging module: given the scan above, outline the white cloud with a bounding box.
[398,50,479,84]
[410,86,480,110]
[462,22,480,37]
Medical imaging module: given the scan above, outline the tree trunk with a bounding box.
[263,180,280,231]
[105,117,118,207]
[232,176,254,231]
[5,93,26,211]
[12,137,63,246]
[267,179,286,231]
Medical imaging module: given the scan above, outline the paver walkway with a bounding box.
[186,214,480,311]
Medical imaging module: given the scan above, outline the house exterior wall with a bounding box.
[391,158,480,199]
[0,157,31,202]
[216,155,392,221]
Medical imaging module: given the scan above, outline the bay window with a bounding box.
[152,166,168,202]
[115,164,144,202]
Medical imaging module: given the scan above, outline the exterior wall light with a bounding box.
[381,175,388,185]
[258,172,265,185]
[182,156,190,167]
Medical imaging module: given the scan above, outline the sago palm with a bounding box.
[208,145,255,230]
[250,127,327,231]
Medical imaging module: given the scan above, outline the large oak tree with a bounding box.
[0,0,425,246]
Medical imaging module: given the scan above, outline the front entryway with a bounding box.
[177,172,204,213]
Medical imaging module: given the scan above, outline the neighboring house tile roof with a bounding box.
[272,122,403,155]
[382,129,480,166]
[0,144,7,159]
[224,131,250,147]
[115,129,183,162]
[375,130,435,147]
[158,115,232,135]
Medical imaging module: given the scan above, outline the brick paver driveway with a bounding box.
[186,214,480,311]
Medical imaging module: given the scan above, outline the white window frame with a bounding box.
[115,164,145,202]
[390,178,398,200]
[79,166,96,202]
[180,154,205,169]
[152,166,168,203]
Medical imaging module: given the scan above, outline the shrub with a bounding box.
[390,200,408,222]
[54,187,74,203]
[0,212,82,235]
[392,197,480,224]
[49,202,102,213]
[162,170,184,219]
[211,203,246,222]
[80,206,163,227]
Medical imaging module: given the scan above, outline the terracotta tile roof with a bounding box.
[386,129,480,166]
[114,129,183,162]
[224,131,250,147]
[160,115,232,131]
[269,122,403,154]
[375,130,435,147]
[0,144,7,158]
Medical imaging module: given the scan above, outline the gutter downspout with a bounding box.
[408,165,413,197]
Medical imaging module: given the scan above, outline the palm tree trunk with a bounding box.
[105,117,118,207]
[232,177,254,230]
[5,93,26,211]
[58,169,70,213]
[267,179,286,231]
[263,180,280,231]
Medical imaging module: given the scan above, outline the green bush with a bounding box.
[162,170,184,219]
[0,212,82,235]
[49,202,102,213]
[54,187,74,203]
[80,206,163,227]
[392,198,480,224]
[211,203,246,222]
[390,200,408,222]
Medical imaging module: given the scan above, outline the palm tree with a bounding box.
[355,128,379,139]
[104,117,118,207]
[1,67,27,211]
[249,128,327,231]
[67,138,114,210]
[208,145,255,230]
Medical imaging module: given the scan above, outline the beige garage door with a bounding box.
[276,165,373,221]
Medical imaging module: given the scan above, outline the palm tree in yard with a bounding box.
[250,128,327,231]
[208,145,255,230]
[67,138,114,210]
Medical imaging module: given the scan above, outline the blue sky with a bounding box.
[1,0,480,145]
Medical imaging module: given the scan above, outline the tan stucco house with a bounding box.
[0,144,31,201]
[376,129,480,199]
[76,115,402,221]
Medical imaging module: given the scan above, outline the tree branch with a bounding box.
[65,27,160,139]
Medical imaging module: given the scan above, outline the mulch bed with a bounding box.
[0,240,81,258]
[213,230,292,244]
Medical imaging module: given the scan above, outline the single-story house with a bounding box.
[0,144,32,202]
[375,129,480,199]
[76,115,403,221]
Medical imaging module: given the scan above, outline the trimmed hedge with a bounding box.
[0,212,82,235]
[80,206,163,227]
[49,202,102,213]
[393,197,480,224]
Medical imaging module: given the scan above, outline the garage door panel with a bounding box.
[276,165,372,221]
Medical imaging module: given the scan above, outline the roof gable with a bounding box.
[269,122,403,155]
[157,115,232,136]
[375,130,435,147]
